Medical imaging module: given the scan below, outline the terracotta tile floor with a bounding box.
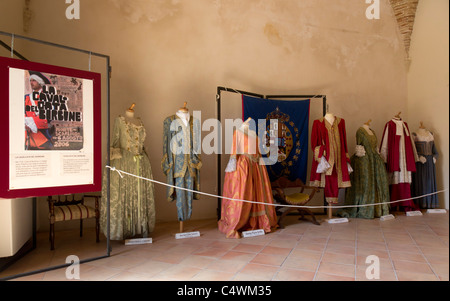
[1,211,448,281]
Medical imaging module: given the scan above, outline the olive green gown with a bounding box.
[338,127,390,219]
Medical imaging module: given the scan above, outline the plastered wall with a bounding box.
[0,0,447,231]
[407,0,449,209]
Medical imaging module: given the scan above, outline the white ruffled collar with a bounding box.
[392,118,410,136]
[414,129,434,142]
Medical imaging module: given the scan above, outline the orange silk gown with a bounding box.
[218,128,278,238]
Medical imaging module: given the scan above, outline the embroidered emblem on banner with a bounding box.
[243,95,310,183]
[265,107,301,178]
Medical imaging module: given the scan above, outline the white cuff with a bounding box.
[316,156,331,173]
[225,157,237,173]
[25,117,38,133]
[110,148,122,160]
[348,162,353,174]
[355,145,366,157]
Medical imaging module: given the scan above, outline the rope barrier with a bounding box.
[106,165,447,210]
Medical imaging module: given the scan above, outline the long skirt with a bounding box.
[218,155,278,239]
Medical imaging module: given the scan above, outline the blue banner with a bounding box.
[243,95,310,183]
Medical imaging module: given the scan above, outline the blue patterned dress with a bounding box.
[161,115,202,221]
[411,130,439,208]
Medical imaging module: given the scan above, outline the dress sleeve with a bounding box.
[161,117,173,176]
[311,120,324,162]
[355,129,366,157]
[379,123,389,163]
[25,96,48,130]
[161,117,175,201]
[110,117,122,160]
[225,130,238,172]
[339,118,351,163]
[431,133,439,161]
[190,117,203,170]
[25,117,38,133]
[409,129,420,162]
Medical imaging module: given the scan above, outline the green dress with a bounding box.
[338,127,390,219]
[101,116,156,240]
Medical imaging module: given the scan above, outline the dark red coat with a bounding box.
[380,119,417,173]
[309,117,351,188]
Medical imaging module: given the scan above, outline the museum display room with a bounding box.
[0,0,448,285]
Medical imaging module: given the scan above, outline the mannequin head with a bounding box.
[324,112,335,124]
[178,102,189,113]
[126,103,136,118]
[125,110,134,118]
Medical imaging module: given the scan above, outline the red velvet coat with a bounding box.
[309,117,351,188]
[380,119,417,173]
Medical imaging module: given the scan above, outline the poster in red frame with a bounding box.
[0,56,102,199]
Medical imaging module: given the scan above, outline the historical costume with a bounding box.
[338,126,390,218]
[161,114,202,222]
[379,117,419,211]
[25,74,53,150]
[218,122,278,239]
[101,115,156,240]
[411,128,439,208]
[309,115,352,204]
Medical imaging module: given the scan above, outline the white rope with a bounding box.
[106,165,447,210]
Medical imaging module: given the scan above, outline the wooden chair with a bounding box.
[47,194,100,250]
[271,177,320,227]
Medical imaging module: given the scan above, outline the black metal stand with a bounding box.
[216,86,327,220]
[0,31,111,281]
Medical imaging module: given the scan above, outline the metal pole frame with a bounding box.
[216,87,327,220]
[0,31,111,281]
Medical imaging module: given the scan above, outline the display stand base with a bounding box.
[406,210,423,217]
[175,231,200,239]
[326,218,349,224]
[380,214,395,221]
[125,238,153,245]
[427,209,447,214]
[242,229,265,238]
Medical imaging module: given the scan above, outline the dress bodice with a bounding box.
[412,131,435,156]
[115,116,147,155]
[232,128,260,159]
[357,127,378,154]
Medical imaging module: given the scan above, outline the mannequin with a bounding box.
[337,118,390,219]
[176,102,190,127]
[124,103,141,126]
[411,121,439,208]
[324,111,347,219]
[324,112,335,125]
[161,102,202,234]
[239,117,257,136]
[362,119,373,135]
[416,122,430,142]
[310,109,352,220]
[176,102,189,233]
[100,103,156,240]
[380,113,419,211]
[218,116,278,238]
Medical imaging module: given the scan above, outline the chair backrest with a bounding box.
[271,177,305,189]
[48,195,82,207]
